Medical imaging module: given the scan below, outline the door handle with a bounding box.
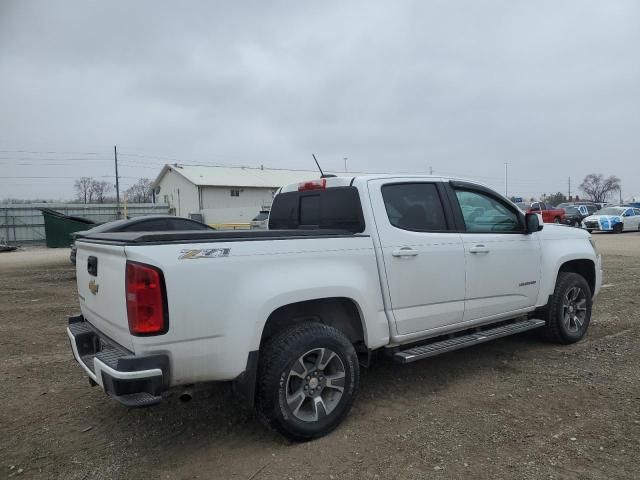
[469,244,490,254]
[392,247,419,257]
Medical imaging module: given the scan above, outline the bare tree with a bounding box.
[579,174,621,203]
[126,178,153,203]
[74,177,94,204]
[90,180,113,204]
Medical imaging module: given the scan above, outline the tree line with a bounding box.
[73,177,154,204]
[513,173,622,205]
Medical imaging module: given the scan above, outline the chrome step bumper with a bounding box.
[67,314,168,407]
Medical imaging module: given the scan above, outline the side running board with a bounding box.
[394,318,546,364]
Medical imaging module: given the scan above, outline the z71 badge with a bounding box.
[178,248,230,260]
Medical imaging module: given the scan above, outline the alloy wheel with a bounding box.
[285,348,346,422]
[562,286,587,333]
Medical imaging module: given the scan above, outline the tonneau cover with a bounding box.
[77,229,359,245]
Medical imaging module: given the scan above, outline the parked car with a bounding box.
[250,210,270,230]
[562,205,592,227]
[515,201,566,224]
[70,215,213,264]
[68,175,601,441]
[582,206,640,233]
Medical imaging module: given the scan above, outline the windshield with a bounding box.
[597,207,625,215]
[564,206,579,214]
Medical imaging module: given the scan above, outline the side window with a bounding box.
[124,219,171,232]
[169,219,210,230]
[230,188,240,197]
[455,189,522,233]
[634,209,640,216]
[381,183,448,232]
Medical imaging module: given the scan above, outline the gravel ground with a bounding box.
[1,233,638,479]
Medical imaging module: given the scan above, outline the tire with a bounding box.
[256,322,359,441]
[613,223,623,234]
[554,217,561,224]
[543,272,592,344]
[573,220,581,227]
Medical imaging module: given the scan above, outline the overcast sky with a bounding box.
[1,0,639,201]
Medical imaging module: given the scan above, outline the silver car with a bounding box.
[250,210,270,229]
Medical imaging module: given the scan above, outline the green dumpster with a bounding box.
[39,208,96,248]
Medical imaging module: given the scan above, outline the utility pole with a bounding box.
[343,157,348,173]
[568,176,571,201]
[114,145,121,218]
[504,162,509,197]
[429,166,433,175]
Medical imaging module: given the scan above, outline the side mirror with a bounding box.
[525,212,543,234]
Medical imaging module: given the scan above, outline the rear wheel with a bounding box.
[554,217,561,224]
[256,322,359,441]
[543,272,592,344]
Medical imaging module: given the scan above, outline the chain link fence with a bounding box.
[0,203,170,245]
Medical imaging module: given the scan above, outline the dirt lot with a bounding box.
[1,233,639,480]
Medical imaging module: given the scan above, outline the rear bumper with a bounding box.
[67,314,169,407]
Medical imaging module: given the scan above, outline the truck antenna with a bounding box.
[312,153,325,177]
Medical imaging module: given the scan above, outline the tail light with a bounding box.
[126,261,168,336]
[298,178,326,191]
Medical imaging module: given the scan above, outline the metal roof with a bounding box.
[152,164,336,189]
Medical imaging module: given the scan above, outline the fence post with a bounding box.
[3,208,9,243]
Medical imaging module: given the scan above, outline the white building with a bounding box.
[151,164,325,226]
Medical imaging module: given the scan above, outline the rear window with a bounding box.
[381,183,448,231]
[597,207,625,215]
[269,186,365,232]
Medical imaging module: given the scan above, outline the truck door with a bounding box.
[448,184,541,322]
[368,179,466,337]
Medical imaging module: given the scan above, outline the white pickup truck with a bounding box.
[68,174,602,440]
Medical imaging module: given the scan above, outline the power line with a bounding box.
[0,156,111,162]
[0,175,139,180]
[0,150,103,155]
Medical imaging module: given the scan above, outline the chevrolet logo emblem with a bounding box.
[88,279,99,295]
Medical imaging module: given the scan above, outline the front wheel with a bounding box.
[543,272,592,344]
[613,223,623,234]
[256,323,359,441]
